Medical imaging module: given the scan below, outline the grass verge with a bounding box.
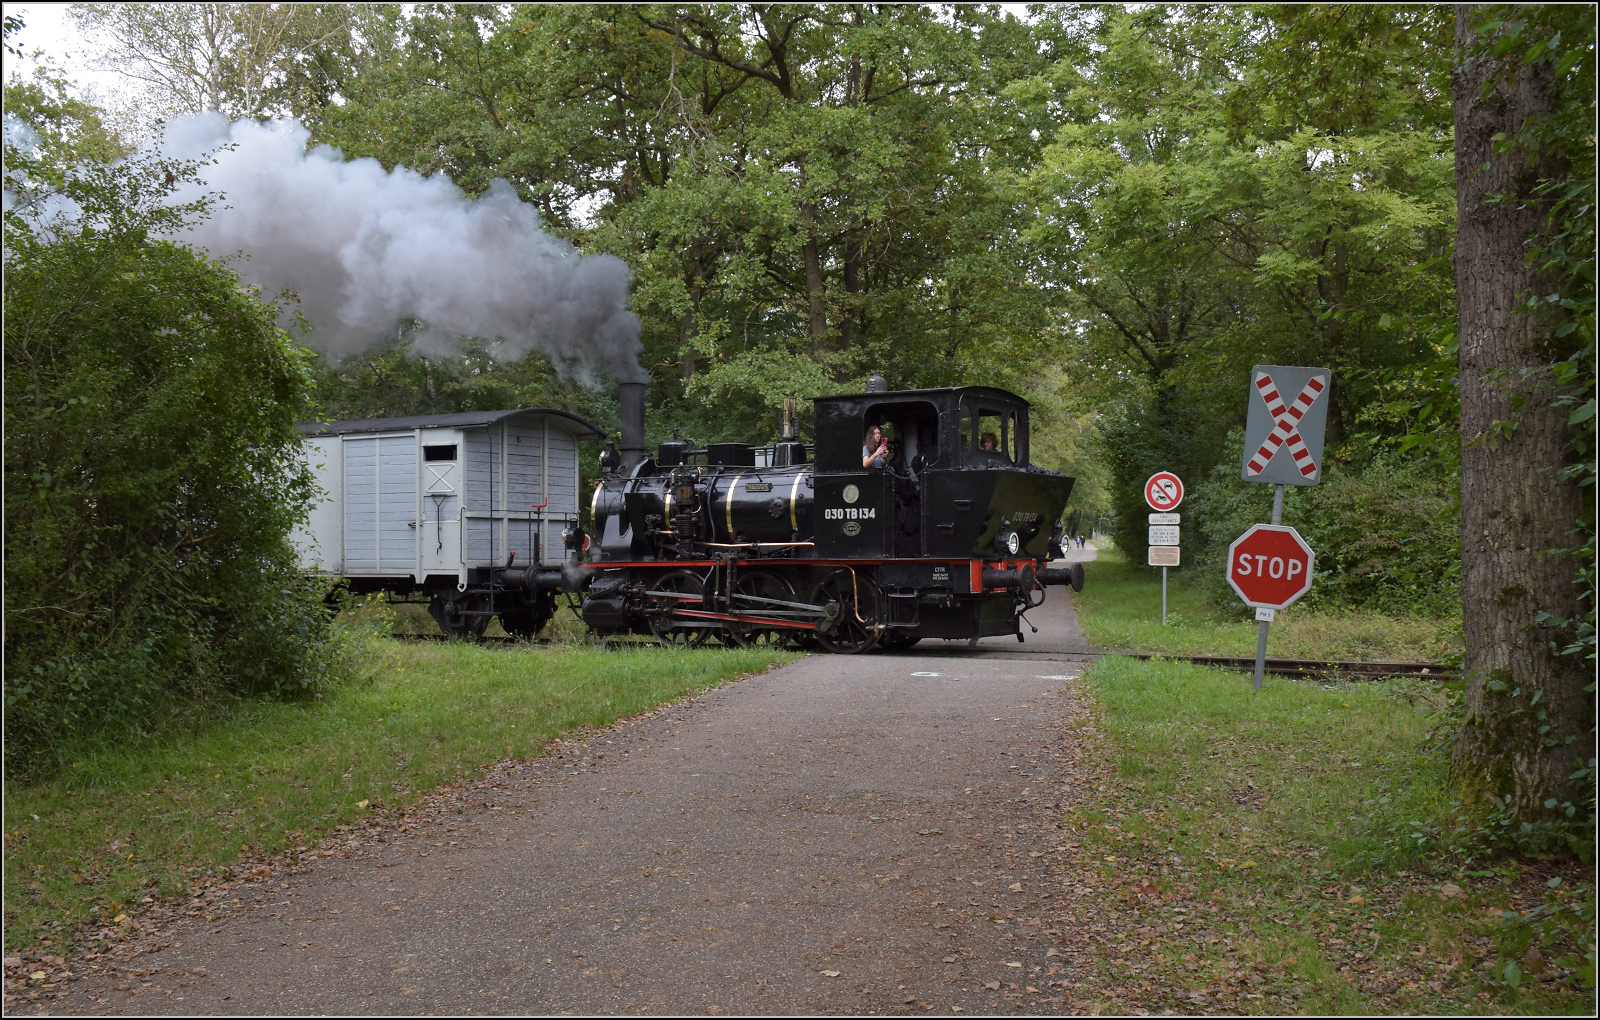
[3,637,795,953]
[1074,549,1459,662]
[1053,656,1592,1014]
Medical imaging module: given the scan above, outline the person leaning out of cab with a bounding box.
[863,424,888,467]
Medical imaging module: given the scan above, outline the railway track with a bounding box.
[389,632,1455,679]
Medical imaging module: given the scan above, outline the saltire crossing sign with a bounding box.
[1240,365,1332,486]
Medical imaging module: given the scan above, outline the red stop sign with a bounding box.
[1227,525,1314,609]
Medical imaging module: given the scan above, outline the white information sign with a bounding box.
[1148,525,1180,547]
[1148,512,1180,525]
[1148,547,1180,567]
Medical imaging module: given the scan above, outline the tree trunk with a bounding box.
[840,237,862,353]
[803,233,828,356]
[1451,4,1589,816]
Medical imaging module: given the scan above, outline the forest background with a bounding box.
[14,3,1477,600]
[4,4,1593,783]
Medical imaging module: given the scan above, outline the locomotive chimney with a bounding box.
[619,378,648,471]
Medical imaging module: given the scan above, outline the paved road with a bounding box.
[73,594,1101,1016]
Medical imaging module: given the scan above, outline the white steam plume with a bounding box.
[160,114,645,385]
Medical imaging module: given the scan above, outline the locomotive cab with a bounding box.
[811,387,1070,562]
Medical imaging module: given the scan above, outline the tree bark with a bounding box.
[1451,4,1589,815]
[803,232,828,356]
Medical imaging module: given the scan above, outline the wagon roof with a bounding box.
[298,408,606,439]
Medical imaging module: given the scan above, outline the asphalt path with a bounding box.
[71,588,1101,1016]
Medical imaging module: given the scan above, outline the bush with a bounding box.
[3,124,339,773]
[1187,432,1461,616]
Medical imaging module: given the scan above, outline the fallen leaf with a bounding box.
[356,800,369,810]
[983,980,1001,990]
[821,970,840,978]
[1346,895,1365,906]
[1025,985,1040,993]
[1005,961,1022,968]
[1010,882,1024,892]
[1045,948,1061,958]
[943,956,958,963]
[1439,883,1463,899]
[30,972,46,981]
[1523,946,1545,975]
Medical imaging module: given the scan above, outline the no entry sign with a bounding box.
[1227,524,1314,609]
[1144,472,1183,511]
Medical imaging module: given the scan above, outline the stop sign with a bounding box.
[1227,525,1314,609]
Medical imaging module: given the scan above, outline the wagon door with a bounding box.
[343,433,418,576]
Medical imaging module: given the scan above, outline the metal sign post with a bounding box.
[1252,485,1286,688]
[1235,366,1331,688]
[1144,474,1183,626]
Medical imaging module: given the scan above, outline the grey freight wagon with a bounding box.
[292,409,605,637]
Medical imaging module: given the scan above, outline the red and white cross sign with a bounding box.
[1245,371,1327,479]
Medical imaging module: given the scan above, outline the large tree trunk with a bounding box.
[1451,4,1589,816]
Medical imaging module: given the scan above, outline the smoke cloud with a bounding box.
[160,114,645,385]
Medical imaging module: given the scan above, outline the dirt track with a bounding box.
[66,590,1102,1015]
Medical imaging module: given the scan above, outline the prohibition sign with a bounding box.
[1144,471,1184,512]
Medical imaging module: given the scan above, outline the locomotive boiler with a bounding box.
[575,380,1083,652]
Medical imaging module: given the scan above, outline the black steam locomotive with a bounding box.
[569,381,1082,652]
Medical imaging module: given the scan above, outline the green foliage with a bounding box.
[292,4,1060,442]
[1187,436,1461,617]
[3,110,337,774]
[1030,5,1459,565]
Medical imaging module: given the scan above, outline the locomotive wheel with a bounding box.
[646,570,710,648]
[808,570,882,654]
[725,570,798,649]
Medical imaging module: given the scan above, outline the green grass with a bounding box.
[1057,656,1590,1014]
[3,636,794,952]
[1074,548,1459,661]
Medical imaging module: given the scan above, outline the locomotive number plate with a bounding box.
[823,507,876,520]
[744,481,773,492]
[842,521,861,536]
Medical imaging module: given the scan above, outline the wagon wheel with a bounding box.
[646,570,711,648]
[725,570,799,649]
[808,569,882,654]
[429,594,490,639]
[499,592,555,641]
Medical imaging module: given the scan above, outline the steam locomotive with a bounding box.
[568,379,1082,652]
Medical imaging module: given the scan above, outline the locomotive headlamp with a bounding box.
[996,528,1021,556]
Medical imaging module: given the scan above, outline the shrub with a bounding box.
[3,121,338,773]
[1188,433,1461,616]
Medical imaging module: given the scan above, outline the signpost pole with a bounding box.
[1162,567,1168,625]
[1251,483,1286,690]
